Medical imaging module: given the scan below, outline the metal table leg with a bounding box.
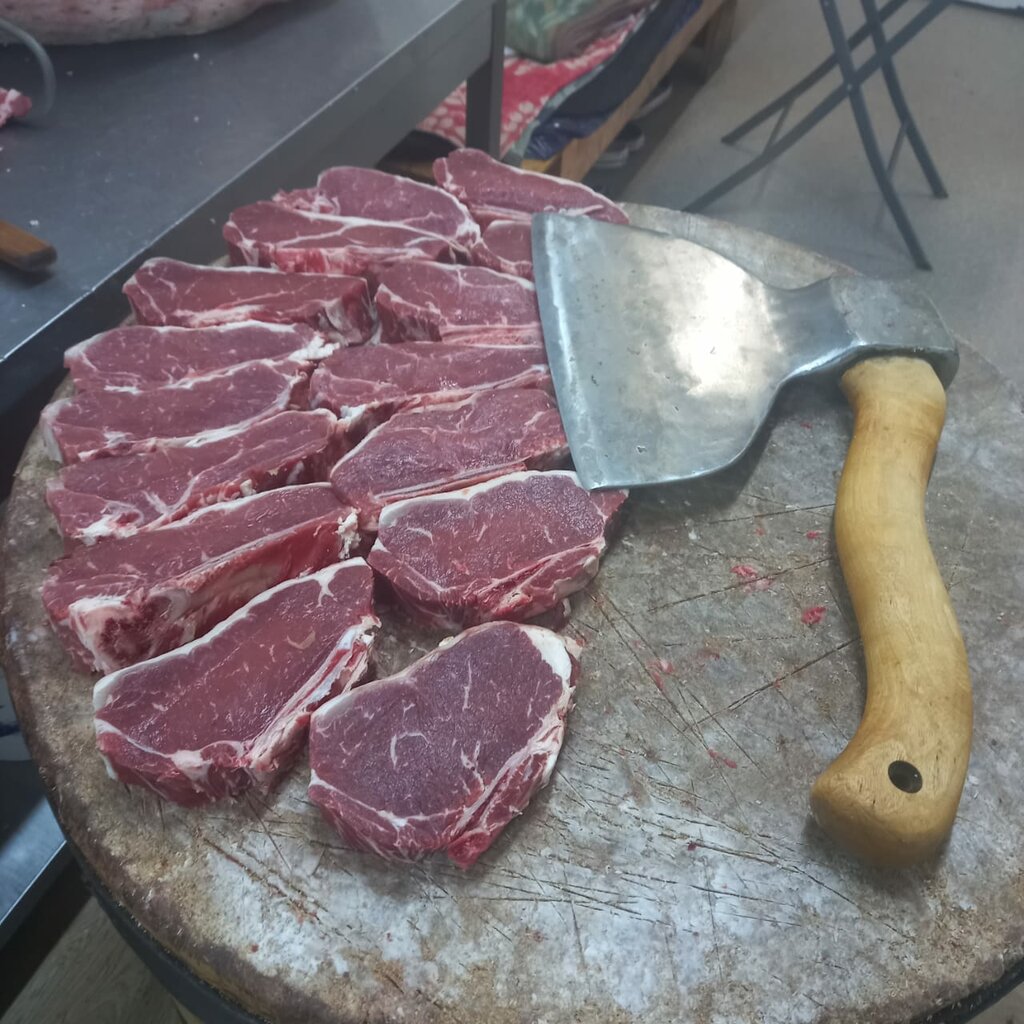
[465,0,505,155]
[687,0,952,268]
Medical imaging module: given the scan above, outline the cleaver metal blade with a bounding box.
[532,213,958,491]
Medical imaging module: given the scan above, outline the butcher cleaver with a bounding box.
[532,213,971,868]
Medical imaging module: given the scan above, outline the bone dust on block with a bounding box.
[94,559,379,806]
[368,470,627,630]
[329,389,567,530]
[40,358,310,464]
[433,148,629,228]
[47,409,343,544]
[65,321,335,390]
[469,220,534,280]
[309,342,550,438]
[42,484,357,674]
[374,262,543,346]
[274,165,480,252]
[123,258,374,343]
[224,202,457,291]
[308,621,579,868]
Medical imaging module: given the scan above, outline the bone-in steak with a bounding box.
[309,342,549,437]
[369,471,627,629]
[42,484,357,674]
[224,202,456,290]
[329,389,567,530]
[375,262,542,345]
[275,166,479,251]
[47,410,342,544]
[470,220,533,280]
[65,321,333,390]
[95,559,378,806]
[41,359,309,464]
[123,258,374,343]
[434,148,629,227]
[309,621,579,867]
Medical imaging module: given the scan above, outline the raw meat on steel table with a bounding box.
[434,147,629,227]
[309,621,579,868]
[470,220,534,280]
[65,321,334,390]
[275,165,479,251]
[375,262,542,345]
[369,471,626,630]
[41,358,310,464]
[224,202,457,290]
[95,560,378,806]
[47,410,342,544]
[42,484,357,674]
[0,87,31,128]
[329,388,567,530]
[123,258,374,342]
[309,342,550,436]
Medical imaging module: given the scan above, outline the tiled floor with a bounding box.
[4,1,1023,1021]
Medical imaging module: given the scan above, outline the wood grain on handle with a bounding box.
[0,220,57,271]
[810,356,972,867]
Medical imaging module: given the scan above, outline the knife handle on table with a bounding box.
[0,220,56,271]
[810,355,973,867]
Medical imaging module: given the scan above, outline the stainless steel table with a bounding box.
[0,0,504,492]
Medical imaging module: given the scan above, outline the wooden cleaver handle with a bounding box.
[810,355,972,867]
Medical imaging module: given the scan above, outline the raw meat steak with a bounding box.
[41,359,309,464]
[65,321,333,390]
[224,202,456,290]
[329,389,567,529]
[123,258,374,343]
[434,148,629,228]
[369,471,626,629]
[309,621,579,867]
[309,342,550,436]
[0,87,31,128]
[375,262,542,345]
[470,220,533,280]
[94,559,379,806]
[274,166,479,251]
[47,410,342,544]
[42,484,357,674]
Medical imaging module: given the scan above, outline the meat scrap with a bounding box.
[65,321,334,390]
[42,484,357,673]
[224,202,457,291]
[309,341,549,437]
[375,262,543,346]
[0,88,31,128]
[330,389,567,530]
[434,148,629,228]
[47,409,342,544]
[95,559,378,806]
[309,621,580,867]
[275,165,479,252]
[368,471,626,630]
[470,220,534,280]
[40,358,309,464]
[123,258,374,343]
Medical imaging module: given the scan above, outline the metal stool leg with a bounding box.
[859,0,948,198]
[722,0,912,145]
[819,0,931,269]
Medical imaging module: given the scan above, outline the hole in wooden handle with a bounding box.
[888,760,923,794]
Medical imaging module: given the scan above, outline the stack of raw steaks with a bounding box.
[38,149,628,869]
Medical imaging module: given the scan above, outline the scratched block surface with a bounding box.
[3,210,1023,1024]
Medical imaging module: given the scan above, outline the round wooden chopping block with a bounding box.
[3,209,1023,1024]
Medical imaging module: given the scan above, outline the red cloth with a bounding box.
[0,88,32,128]
[419,16,640,156]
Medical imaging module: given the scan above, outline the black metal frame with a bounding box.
[686,0,951,269]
